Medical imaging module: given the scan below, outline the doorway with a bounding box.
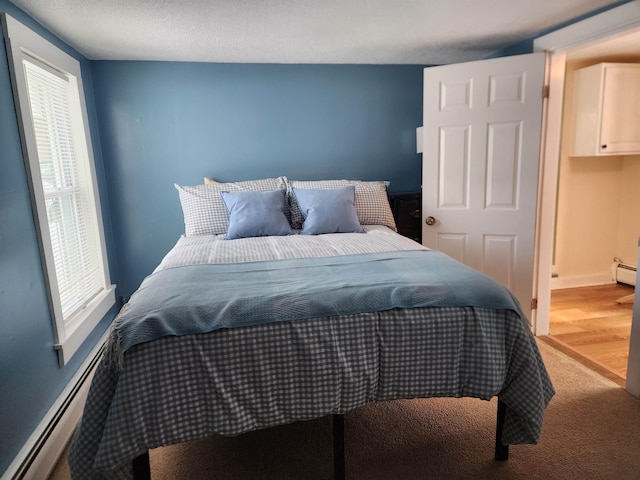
[534,15,640,387]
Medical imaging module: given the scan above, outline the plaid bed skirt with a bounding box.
[69,306,553,479]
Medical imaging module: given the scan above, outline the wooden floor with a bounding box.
[548,283,634,386]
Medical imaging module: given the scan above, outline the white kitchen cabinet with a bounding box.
[571,63,640,156]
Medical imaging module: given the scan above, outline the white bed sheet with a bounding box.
[154,225,427,271]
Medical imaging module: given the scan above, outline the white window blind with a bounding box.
[23,59,104,322]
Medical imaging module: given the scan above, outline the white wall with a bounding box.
[618,156,640,266]
[626,240,640,397]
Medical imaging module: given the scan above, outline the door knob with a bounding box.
[425,216,436,226]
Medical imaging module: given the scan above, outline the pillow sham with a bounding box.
[220,189,291,240]
[293,186,364,235]
[287,179,396,231]
[175,176,287,236]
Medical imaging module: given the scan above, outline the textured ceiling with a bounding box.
[7,0,627,64]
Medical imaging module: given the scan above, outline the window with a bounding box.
[2,14,115,365]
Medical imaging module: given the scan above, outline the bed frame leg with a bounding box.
[132,450,151,480]
[333,414,346,480]
[494,399,509,461]
[131,418,345,480]
[128,406,501,478]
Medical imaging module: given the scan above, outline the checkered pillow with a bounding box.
[353,182,397,231]
[287,180,397,231]
[176,177,287,236]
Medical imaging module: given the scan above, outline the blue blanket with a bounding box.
[108,250,523,364]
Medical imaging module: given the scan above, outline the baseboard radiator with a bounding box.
[614,261,637,287]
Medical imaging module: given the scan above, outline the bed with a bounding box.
[68,177,554,479]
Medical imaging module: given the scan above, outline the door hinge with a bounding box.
[531,298,538,310]
[542,85,549,99]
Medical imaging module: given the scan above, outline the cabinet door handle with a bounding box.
[601,144,607,149]
[409,209,421,219]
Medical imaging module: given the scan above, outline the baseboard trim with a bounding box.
[550,273,614,290]
[2,328,109,480]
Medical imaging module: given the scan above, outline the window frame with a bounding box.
[2,14,115,365]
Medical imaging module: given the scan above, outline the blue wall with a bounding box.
[0,1,119,474]
[92,61,424,296]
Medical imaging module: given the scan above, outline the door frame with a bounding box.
[532,1,640,395]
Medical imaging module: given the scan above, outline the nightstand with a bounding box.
[389,192,422,243]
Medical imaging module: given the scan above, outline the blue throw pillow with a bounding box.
[220,189,291,240]
[293,186,365,235]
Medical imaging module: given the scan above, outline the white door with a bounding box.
[422,53,545,322]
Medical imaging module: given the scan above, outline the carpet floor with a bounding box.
[50,339,640,479]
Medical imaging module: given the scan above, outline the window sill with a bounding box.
[54,285,116,366]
